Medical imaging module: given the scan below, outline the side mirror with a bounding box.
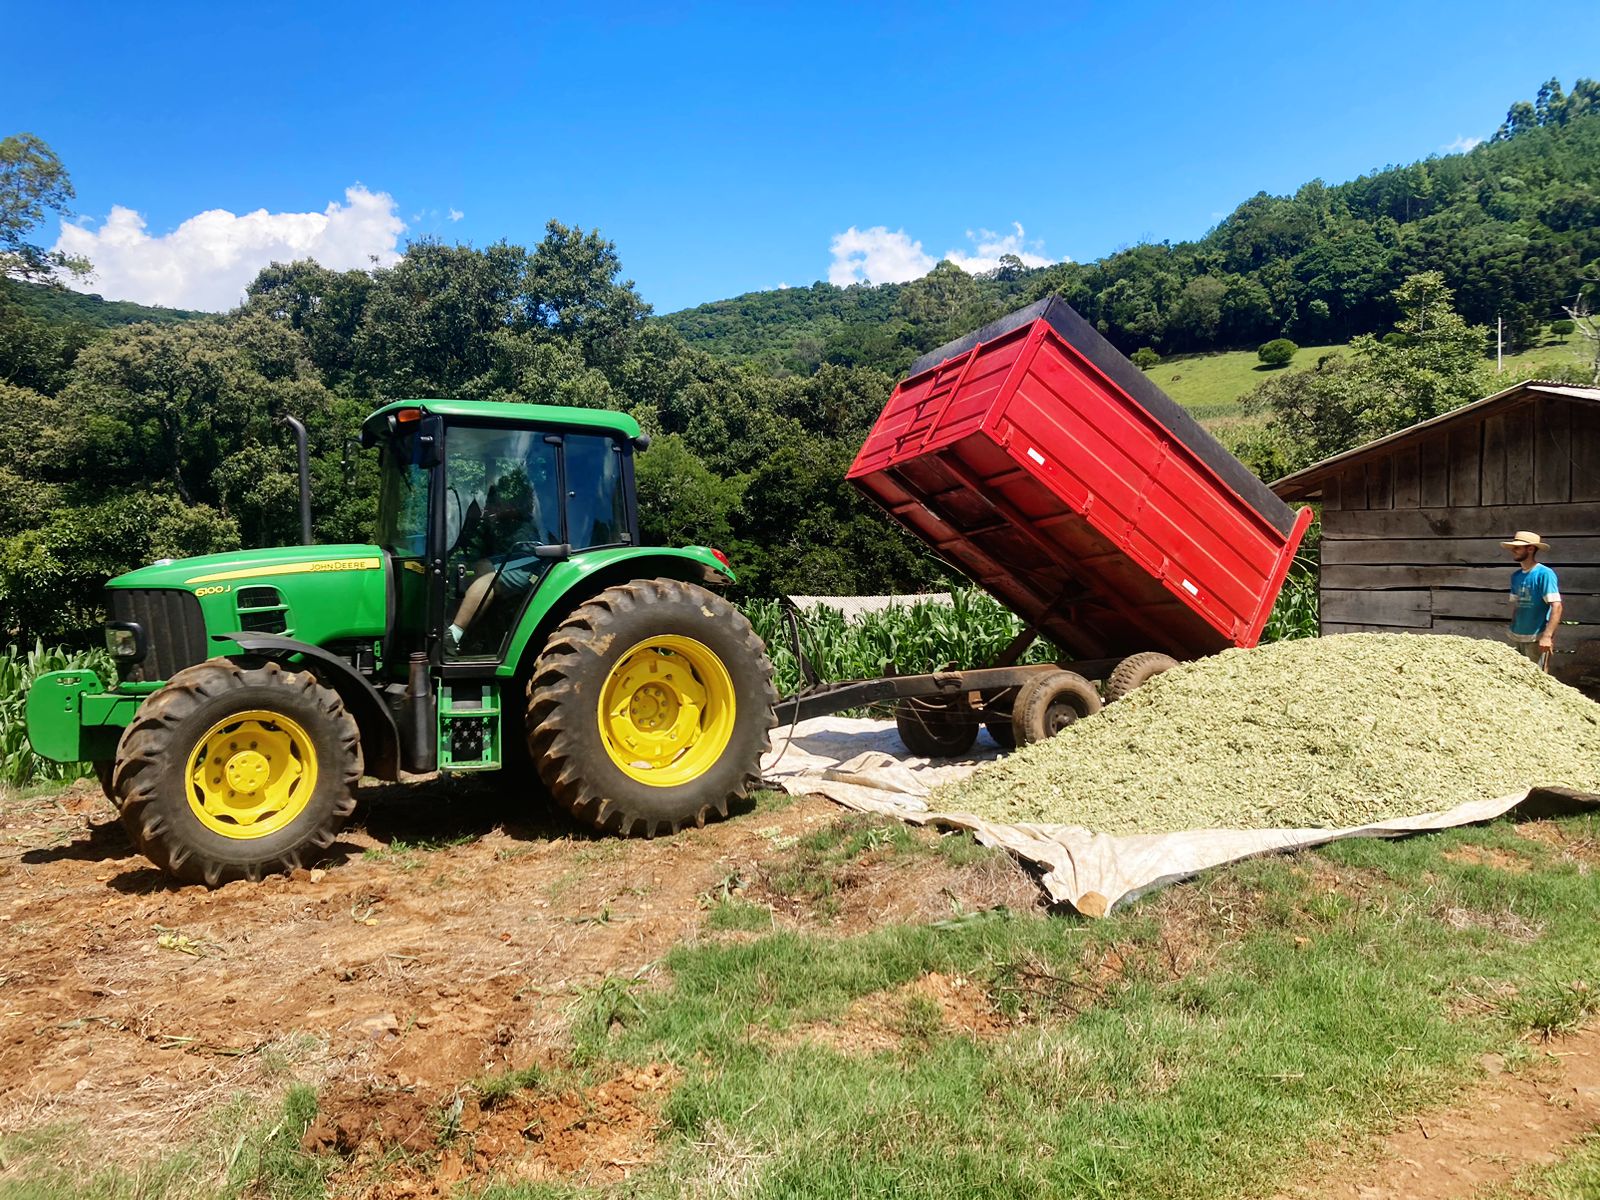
[533,543,571,561]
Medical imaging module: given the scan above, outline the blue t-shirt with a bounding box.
[1510,563,1561,637]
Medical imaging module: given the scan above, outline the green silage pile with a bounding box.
[936,634,1600,833]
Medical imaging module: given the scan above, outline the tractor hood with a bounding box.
[109,544,391,650]
[111,543,387,591]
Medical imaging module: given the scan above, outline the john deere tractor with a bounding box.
[25,400,777,884]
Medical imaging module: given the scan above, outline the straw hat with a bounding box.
[1501,530,1551,550]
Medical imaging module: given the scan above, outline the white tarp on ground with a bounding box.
[759,716,1599,916]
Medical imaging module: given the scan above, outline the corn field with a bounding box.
[742,589,1060,698]
[0,643,115,788]
[744,577,1319,698]
[1261,559,1320,642]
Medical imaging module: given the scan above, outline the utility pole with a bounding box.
[1497,316,1503,373]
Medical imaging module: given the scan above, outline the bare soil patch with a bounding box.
[1441,844,1533,872]
[1282,1024,1600,1200]
[304,1062,679,1196]
[0,776,1033,1179]
[773,971,1008,1055]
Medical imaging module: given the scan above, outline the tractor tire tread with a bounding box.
[111,658,361,885]
[525,579,776,838]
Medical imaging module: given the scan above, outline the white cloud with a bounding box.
[828,221,1063,286]
[448,208,464,222]
[1442,134,1484,154]
[943,223,1059,274]
[828,225,936,286]
[53,185,406,312]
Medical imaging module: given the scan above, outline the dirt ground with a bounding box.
[4,777,1599,1198]
[0,775,1040,1193]
[1286,1023,1600,1200]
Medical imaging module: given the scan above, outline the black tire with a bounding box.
[1010,670,1101,746]
[1103,652,1179,703]
[525,579,776,837]
[984,720,1017,750]
[111,659,362,885]
[93,760,115,803]
[982,686,1018,750]
[895,698,980,758]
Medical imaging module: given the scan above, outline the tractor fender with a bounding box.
[216,634,401,780]
[499,546,735,680]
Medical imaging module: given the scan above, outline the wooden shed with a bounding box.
[1272,380,1600,692]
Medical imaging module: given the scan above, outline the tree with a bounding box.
[1247,273,1492,469]
[1257,338,1298,367]
[0,134,90,282]
[1130,347,1160,370]
[1552,318,1576,343]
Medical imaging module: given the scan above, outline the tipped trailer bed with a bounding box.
[778,297,1312,755]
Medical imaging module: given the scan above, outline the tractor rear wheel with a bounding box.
[1103,652,1179,703]
[111,659,361,885]
[525,579,776,837]
[1010,670,1101,746]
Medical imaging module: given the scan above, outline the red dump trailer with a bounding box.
[777,297,1312,756]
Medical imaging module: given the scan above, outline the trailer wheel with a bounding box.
[111,659,362,885]
[984,720,1017,750]
[982,686,1018,749]
[1103,653,1179,702]
[1011,670,1101,746]
[894,699,979,758]
[526,579,776,837]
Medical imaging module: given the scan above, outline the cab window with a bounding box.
[565,434,630,549]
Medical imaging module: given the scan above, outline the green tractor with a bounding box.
[25,400,778,884]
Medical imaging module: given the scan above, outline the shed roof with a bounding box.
[1271,380,1600,500]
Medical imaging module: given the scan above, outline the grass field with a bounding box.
[3,794,1597,1199]
[1150,328,1596,432]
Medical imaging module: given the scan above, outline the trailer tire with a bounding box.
[1011,670,1101,746]
[111,659,361,885]
[1103,653,1179,703]
[526,579,776,837]
[984,720,1017,750]
[894,699,979,758]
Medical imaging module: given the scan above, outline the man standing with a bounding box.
[1503,531,1563,671]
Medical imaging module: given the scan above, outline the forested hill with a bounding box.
[1,279,202,328]
[661,78,1600,377]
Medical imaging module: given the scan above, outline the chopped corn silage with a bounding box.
[934,634,1600,834]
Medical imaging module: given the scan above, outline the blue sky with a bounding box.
[6,1,1597,313]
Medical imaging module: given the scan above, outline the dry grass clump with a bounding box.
[936,634,1600,834]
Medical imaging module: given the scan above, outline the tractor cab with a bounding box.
[364,401,641,667]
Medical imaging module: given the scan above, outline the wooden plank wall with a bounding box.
[1319,397,1600,692]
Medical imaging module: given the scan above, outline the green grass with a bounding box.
[1488,1133,1600,1199]
[1143,343,1342,417]
[509,811,1600,1200]
[0,1086,328,1200]
[1494,332,1596,384]
[1144,326,1595,432]
[471,1065,546,1107]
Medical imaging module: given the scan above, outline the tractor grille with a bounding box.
[109,588,209,683]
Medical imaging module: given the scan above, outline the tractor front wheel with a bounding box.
[526,579,776,836]
[111,659,362,885]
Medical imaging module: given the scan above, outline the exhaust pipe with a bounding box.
[281,415,312,545]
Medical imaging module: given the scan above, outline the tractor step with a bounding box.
[438,683,502,771]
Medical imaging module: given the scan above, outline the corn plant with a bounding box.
[0,642,116,787]
[1262,557,1319,642]
[742,589,1058,698]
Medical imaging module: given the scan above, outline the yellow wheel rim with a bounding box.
[186,710,319,840]
[597,635,737,788]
